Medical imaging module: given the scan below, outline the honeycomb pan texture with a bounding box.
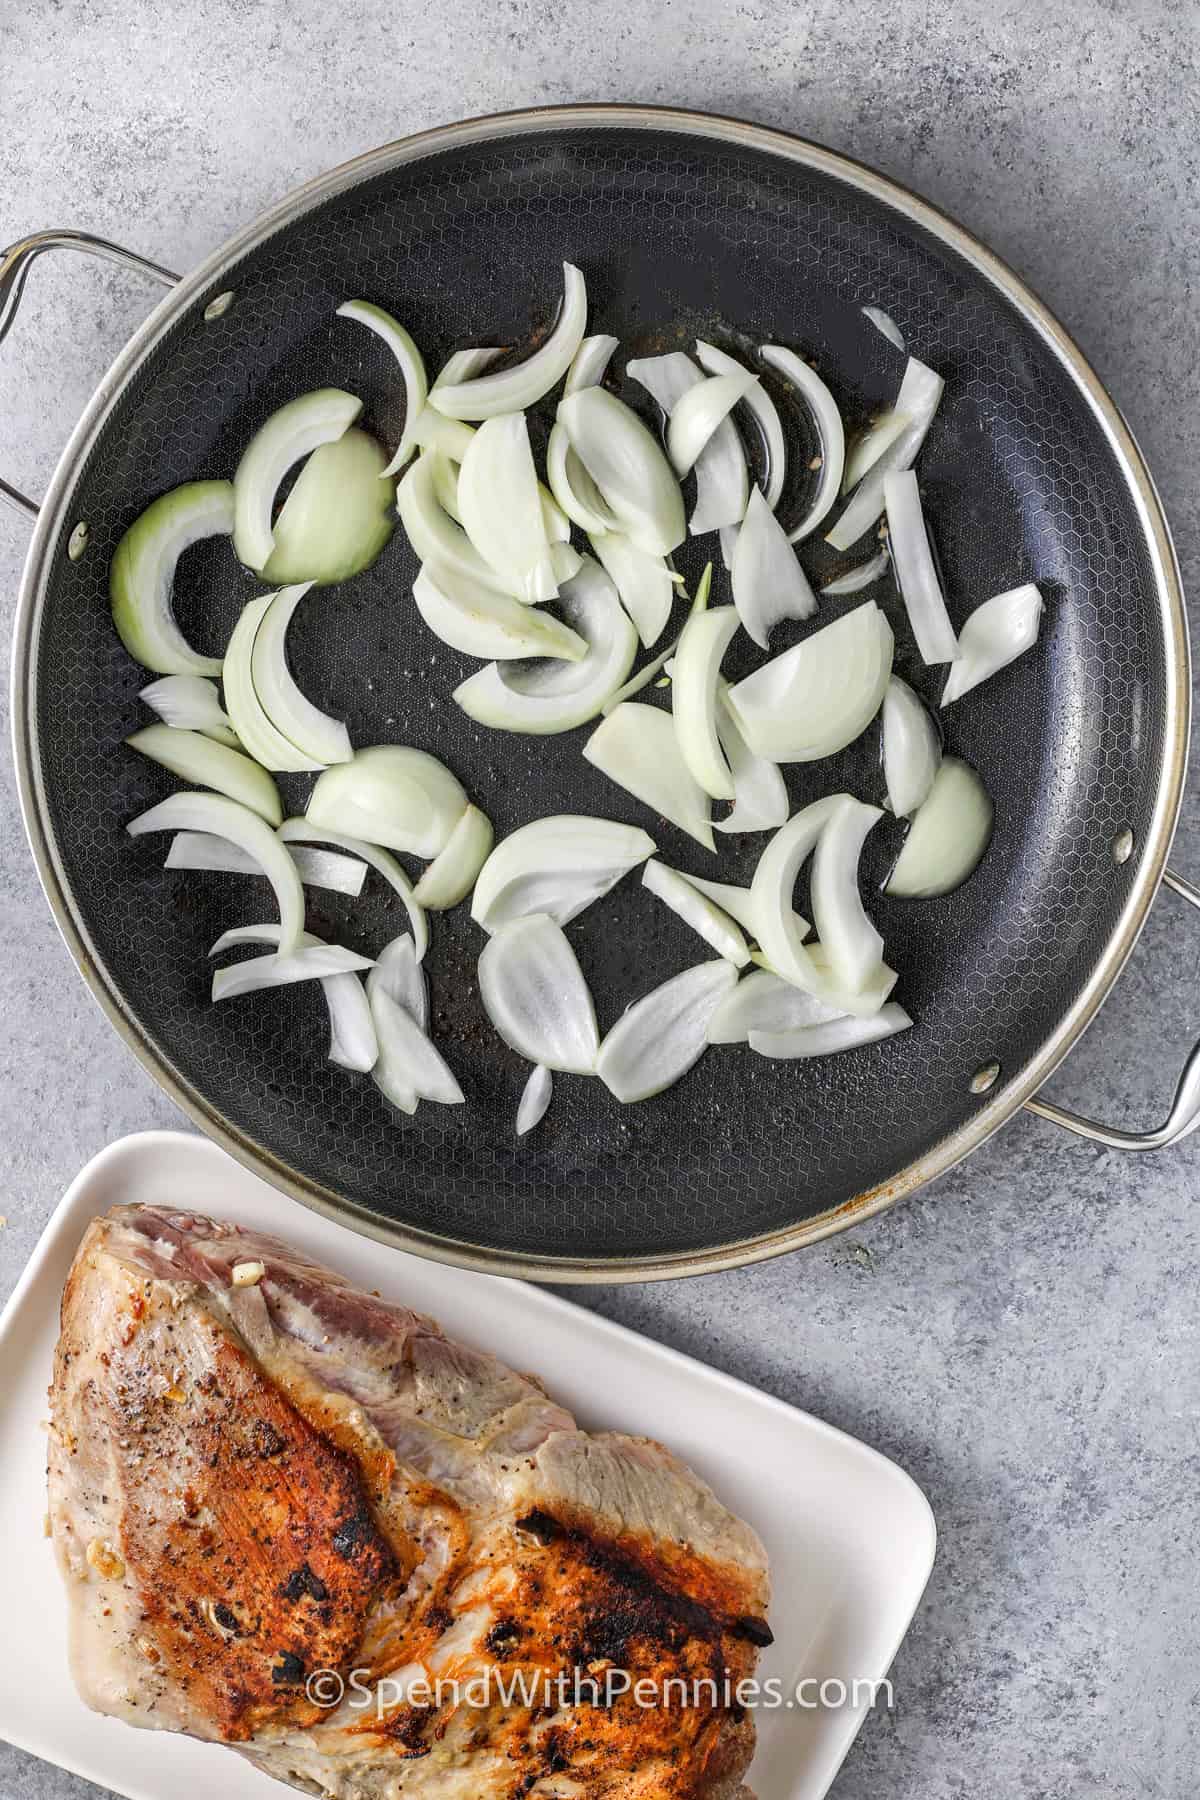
[30,123,1169,1263]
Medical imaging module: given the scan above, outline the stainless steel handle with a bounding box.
[1025,867,1200,1150]
[0,230,178,521]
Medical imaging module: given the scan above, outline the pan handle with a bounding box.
[0,230,178,520]
[1025,867,1200,1150]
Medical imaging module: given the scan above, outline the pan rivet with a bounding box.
[969,1060,1000,1095]
[67,521,89,561]
[203,291,235,322]
[1112,828,1134,865]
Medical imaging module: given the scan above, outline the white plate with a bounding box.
[0,1131,935,1800]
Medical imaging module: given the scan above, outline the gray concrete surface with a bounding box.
[2,2,1199,1796]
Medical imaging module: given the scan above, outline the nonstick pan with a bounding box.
[6,106,1194,1280]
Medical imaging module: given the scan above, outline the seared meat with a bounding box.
[49,1205,770,1798]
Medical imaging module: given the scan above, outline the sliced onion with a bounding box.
[478,914,598,1073]
[667,371,758,477]
[539,486,571,544]
[821,546,890,596]
[751,1004,911,1059]
[305,746,467,860]
[110,480,233,678]
[714,687,788,835]
[583,702,714,851]
[598,563,710,716]
[127,792,305,954]
[209,923,377,1070]
[411,408,476,462]
[596,960,737,1102]
[883,470,957,664]
[728,601,893,763]
[471,815,654,932]
[886,757,993,898]
[140,674,238,746]
[672,604,739,799]
[261,428,395,586]
[625,351,748,535]
[941,583,1045,705]
[454,556,636,734]
[557,387,685,556]
[588,532,679,648]
[370,934,428,1028]
[670,870,769,938]
[278,818,429,959]
[233,388,361,572]
[759,346,845,541]
[841,411,912,495]
[696,341,786,510]
[125,723,282,824]
[429,448,466,523]
[166,831,367,896]
[730,487,818,649]
[336,299,428,474]
[516,1063,553,1136]
[413,804,494,910]
[458,412,556,602]
[211,932,372,1001]
[707,968,847,1045]
[564,334,618,393]
[549,541,583,586]
[749,798,843,990]
[433,347,504,389]
[795,943,897,1017]
[222,594,323,773]
[413,562,586,662]
[719,523,739,570]
[827,357,944,550]
[810,796,885,992]
[397,453,517,597]
[250,582,353,765]
[364,936,427,1110]
[430,265,587,419]
[861,306,906,353]
[642,861,750,965]
[371,987,464,1109]
[546,423,619,535]
[883,677,941,817]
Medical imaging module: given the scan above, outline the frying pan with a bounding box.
[6,105,1196,1281]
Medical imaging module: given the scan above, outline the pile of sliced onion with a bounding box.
[827,356,943,550]
[222,594,324,774]
[233,388,362,573]
[714,686,788,835]
[210,924,378,1070]
[558,386,686,556]
[589,531,679,648]
[472,815,654,932]
[696,341,786,510]
[667,371,759,477]
[128,791,306,954]
[627,350,749,535]
[279,817,429,958]
[261,428,395,586]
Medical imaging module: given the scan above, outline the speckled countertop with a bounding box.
[3,4,1199,1797]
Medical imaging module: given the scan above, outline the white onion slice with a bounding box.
[516,1063,553,1136]
[588,532,679,648]
[886,757,993,898]
[714,687,789,835]
[413,805,494,910]
[557,387,685,555]
[336,299,428,475]
[584,702,714,851]
[707,968,847,1045]
[546,424,619,535]
[250,582,353,765]
[759,346,845,541]
[397,453,517,596]
[941,583,1045,705]
[411,408,476,463]
[821,546,890,595]
[810,796,885,993]
[127,792,304,954]
[791,943,898,1017]
[430,264,587,418]
[883,469,957,663]
[625,351,748,535]
[278,817,430,959]
[458,412,556,602]
[750,798,843,990]
[841,411,912,495]
[671,604,739,799]
[564,333,618,393]
[209,923,377,1070]
[305,746,467,860]
[730,486,818,649]
[861,306,905,353]
[233,389,361,572]
[696,341,786,510]
[261,429,395,586]
[126,723,282,824]
[478,914,599,1073]
[413,563,586,662]
[429,448,465,523]
[673,872,763,938]
[751,1003,911,1060]
[642,861,750,965]
[728,602,893,763]
[596,960,738,1102]
[110,481,233,678]
[827,357,944,550]
[433,347,504,389]
[549,541,583,586]
[667,371,758,477]
[166,831,367,896]
[140,674,238,746]
[454,556,636,735]
[471,815,654,932]
[371,987,464,1109]
[599,563,710,715]
[211,934,372,1001]
[883,677,941,817]
[370,934,428,1029]
[222,594,323,773]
